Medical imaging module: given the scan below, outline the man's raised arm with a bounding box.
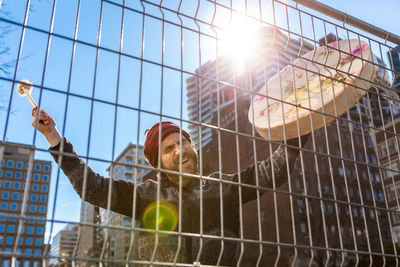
[235,135,309,202]
[32,107,136,217]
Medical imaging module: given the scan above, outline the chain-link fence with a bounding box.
[0,0,400,266]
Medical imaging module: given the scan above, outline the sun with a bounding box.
[219,15,260,70]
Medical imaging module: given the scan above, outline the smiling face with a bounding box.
[160,132,198,187]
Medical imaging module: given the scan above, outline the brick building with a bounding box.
[375,117,400,242]
[0,142,51,267]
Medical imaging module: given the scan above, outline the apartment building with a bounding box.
[0,142,51,267]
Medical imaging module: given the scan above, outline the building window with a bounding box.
[15,172,21,179]
[7,160,14,168]
[35,238,42,246]
[300,222,306,233]
[37,227,43,235]
[384,138,399,157]
[327,204,334,213]
[14,182,20,189]
[26,238,32,246]
[2,192,9,199]
[378,190,384,201]
[40,196,46,202]
[385,162,400,179]
[6,171,12,178]
[25,249,31,255]
[0,225,4,232]
[30,205,36,213]
[17,161,23,169]
[297,199,304,213]
[8,225,15,233]
[0,160,3,166]
[6,237,13,245]
[32,185,38,191]
[378,143,388,158]
[4,181,11,189]
[34,174,40,181]
[41,185,48,192]
[39,206,45,213]
[369,154,377,164]
[324,183,330,193]
[353,207,359,217]
[0,170,2,177]
[44,165,50,172]
[42,175,49,182]
[1,203,8,210]
[11,203,18,211]
[31,195,37,202]
[12,193,18,200]
[34,164,41,171]
[27,227,34,234]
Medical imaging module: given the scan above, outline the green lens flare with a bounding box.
[142,201,178,233]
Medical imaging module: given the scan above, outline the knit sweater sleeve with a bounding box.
[49,138,137,217]
[235,145,299,203]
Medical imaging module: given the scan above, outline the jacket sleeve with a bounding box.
[235,145,300,203]
[49,138,137,217]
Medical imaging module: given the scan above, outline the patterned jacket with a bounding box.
[49,138,300,266]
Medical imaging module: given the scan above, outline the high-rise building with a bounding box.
[0,142,51,267]
[375,117,400,242]
[49,223,78,266]
[356,56,400,126]
[100,143,151,265]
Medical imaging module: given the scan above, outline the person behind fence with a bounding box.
[32,106,308,265]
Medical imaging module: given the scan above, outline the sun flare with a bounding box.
[219,15,260,69]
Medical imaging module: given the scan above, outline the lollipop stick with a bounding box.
[23,88,38,108]
[20,85,49,126]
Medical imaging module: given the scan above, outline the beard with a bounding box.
[161,147,199,187]
[172,151,199,175]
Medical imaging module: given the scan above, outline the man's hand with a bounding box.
[32,107,62,147]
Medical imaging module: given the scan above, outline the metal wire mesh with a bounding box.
[0,0,400,266]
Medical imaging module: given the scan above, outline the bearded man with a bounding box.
[32,107,307,266]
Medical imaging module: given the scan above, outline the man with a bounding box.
[32,107,307,265]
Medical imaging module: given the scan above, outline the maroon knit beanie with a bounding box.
[144,121,192,168]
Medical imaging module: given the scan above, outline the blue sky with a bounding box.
[0,0,399,244]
